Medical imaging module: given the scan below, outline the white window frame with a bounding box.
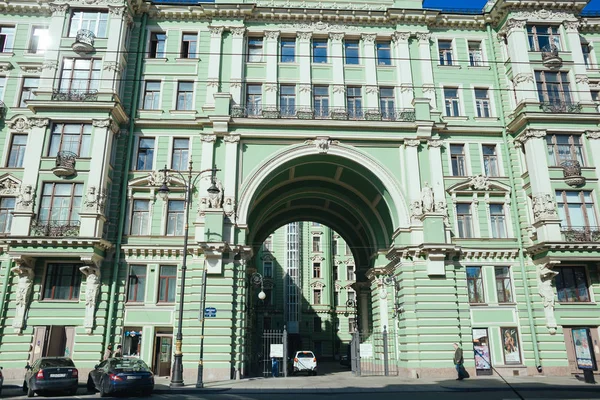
[446,142,471,177]
[141,79,163,110]
[479,142,504,177]
[126,196,152,236]
[133,135,156,171]
[160,193,185,236]
[466,38,488,67]
[173,80,195,111]
[471,85,495,118]
[454,202,475,238]
[436,38,456,66]
[27,25,49,54]
[442,85,464,117]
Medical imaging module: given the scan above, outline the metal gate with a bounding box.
[258,326,288,377]
[351,327,398,376]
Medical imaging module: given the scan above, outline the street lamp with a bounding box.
[157,161,219,388]
[345,299,358,332]
[251,272,266,301]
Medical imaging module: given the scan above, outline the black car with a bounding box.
[87,358,154,397]
[23,357,79,397]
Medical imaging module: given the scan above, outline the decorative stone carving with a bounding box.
[264,83,278,93]
[427,139,443,148]
[517,129,546,145]
[421,182,434,213]
[10,117,31,132]
[201,134,216,143]
[83,186,107,213]
[538,263,559,335]
[49,3,69,15]
[392,32,410,43]
[333,85,346,94]
[563,20,580,32]
[512,72,534,85]
[512,9,573,20]
[0,63,12,72]
[469,174,491,191]
[416,32,431,43]
[532,193,557,220]
[230,79,242,89]
[361,34,376,44]
[42,61,58,71]
[231,27,246,37]
[11,258,34,333]
[208,26,224,37]
[504,18,527,34]
[208,180,224,209]
[410,200,422,219]
[224,197,236,220]
[585,130,600,140]
[422,84,436,93]
[405,139,420,147]
[264,31,280,40]
[224,135,240,143]
[329,32,344,42]
[16,184,35,211]
[0,176,20,196]
[575,74,590,85]
[103,62,123,74]
[560,160,585,187]
[292,22,360,33]
[299,84,312,93]
[305,137,339,154]
[92,119,111,128]
[365,86,379,95]
[80,263,101,334]
[207,78,219,88]
[107,6,126,17]
[29,118,50,128]
[297,31,312,41]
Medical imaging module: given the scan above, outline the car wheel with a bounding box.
[26,383,35,397]
[99,379,108,398]
[87,375,95,392]
[22,381,28,393]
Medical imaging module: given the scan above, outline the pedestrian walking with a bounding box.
[113,345,123,358]
[453,343,469,380]
[103,345,113,361]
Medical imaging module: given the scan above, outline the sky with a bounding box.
[422,0,600,12]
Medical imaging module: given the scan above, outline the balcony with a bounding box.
[559,159,585,187]
[0,100,5,120]
[31,219,81,237]
[541,44,562,69]
[561,226,600,242]
[540,101,581,113]
[52,89,99,102]
[72,29,95,54]
[231,105,416,122]
[52,151,77,177]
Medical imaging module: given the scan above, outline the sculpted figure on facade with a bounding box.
[532,193,557,220]
[16,184,35,211]
[0,177,20,195]
[83,186,106,213]
[208,180,224,209]
[11,262,34,333]
[224,197,236,220]
[80,265,101,334]
[538,264,559,334]
[421,182,435,213]
[470,174,491,191]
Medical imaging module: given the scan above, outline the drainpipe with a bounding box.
[487,24,541,370]
[0,260,13,338]
[104,13,148,349]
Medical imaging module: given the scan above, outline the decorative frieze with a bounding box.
[297,31,312,41]
[208,26,224,37]
[361,33,376,44]
[585,130,600,140]
[512,9,574,20]
[231,27,246,37]
[392,31,410,43]
[264,31,280,40]
[292,22,360,33]
[532,193,557,220]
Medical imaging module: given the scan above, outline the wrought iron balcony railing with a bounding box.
[231,105,416,122]
[53,151,77,177]
[31,219,81,237]
[52,89,99,102]
[559,159,585,187]
[540,101,581,113]
[561,226,600,242]
[541,44,562,68]
[72,29,95,53]
[0,100,5,119]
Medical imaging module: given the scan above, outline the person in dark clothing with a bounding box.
[453,343,466,380]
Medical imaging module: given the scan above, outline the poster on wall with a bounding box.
[501,327,521,364]
[472,328,492,375]
[572,328,596,370]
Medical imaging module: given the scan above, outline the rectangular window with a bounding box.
[347,290,356,302]
[69,11,108,38]
[527,25,561,51]
[247,37,263,62]
[176,81,193,111]
[556,190,597,229]
[143,81,161,110]
[438,40,453,65]
[536,71,571,108]
[592,89,600,102]
[555,266,590,302]
[333,265,338,280]
[158,265,177,303]
[482,144,499,177]
[495,267,512,303]
[312,222,321,226]
[444,87,460,116]
[263,235,273,251]
[59,58,102,94]
[127,265,147,303]
[263,261,273,278]
[49,123,92,157]
[39,183,83,224]
[313,39,328,63]
[20,77,39,107]
[136,138,155,170]
[171,138,189,171]
[582,43,593,69]
[264,288,273,305]
[347,86,363,119]
[43,263,82,300]
[450,144,467,176]
[7,134,27,168]
[312,235,321,252]
[468,41,484,66]
[246,84,262,116]
[344,40,359,65]
[313,262,321,278]
[130,199,150,235]
[0,77,5,100]
[0,197,15,233]
[149,32,166,58]
[313,288,322,304]
[0,26,15,52]
[546,134,584,167]
[180,33,197,58]
[280,85,296,117]
[376,42,391,66]
[380,87,395,121]
[475,88,491,117]
[334,291,339,306]
[466,266,484,303]
[280,38,296,62]
[332,239,338,256]
[29,27,49,54]
[313,86,329,118]
[490,204,507,238]
[166,200,185,236]
[313,317,322,332]
[346,265,355,281]
[456,203,473,238]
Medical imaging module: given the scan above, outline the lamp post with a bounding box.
[345,299,358,332]
[250,272,267,301]
[158,161,219,388]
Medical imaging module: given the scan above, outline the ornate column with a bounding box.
[100,6,131,93]
[264,31,280,109]
[427,138,445,210]
[361,34,378,109]
[80,256,102,334]
[11,256,35,333]
[392,32,414,108]
[223,135,240,240]
[416,33,436,108]
[502,19,537,103]
[404,139,422,221]
[39,3,69,92]
[297,32,312,113]
[229,27,246,105]
[586,131,600,182]
[564,21,592,104]
[330,33,346,109]
[204,26,224,109]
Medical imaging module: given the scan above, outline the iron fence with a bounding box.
[231,105,415,122]
[352,327,398,376]
[52,89,99,102]
[258,327,288,378]
[30,219,81,237]
[561,226,600,242]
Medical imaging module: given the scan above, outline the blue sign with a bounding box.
[204,307,217,318]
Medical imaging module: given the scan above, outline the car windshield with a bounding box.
[297,352,314,358]
[39,358,74,368]
[112,358,150,372]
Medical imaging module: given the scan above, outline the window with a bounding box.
[555,266,590,302]
[450,144,467,176]
[546,134,584,167]
[468,41,483,66]
[482,144,499,177]
[29,27,49,54]
[247,38,263,62]
[136,138,155,170]
[263,261,273,278]
[556,190,597,229]
[535,71,572,108]
[527,25,561,51]
[176,81,193,111]
[344,40,359,65]
[495,267,512,303]
[171,138,189,170]
[7,134,27,168]
[312,222,321,226]
[166,200,185,236]
[438,40,453,65]
[130,199,150,235]
[592,89,600,102]
[333,265,338,280]
[180,33,197,58]
[280,85,296,117]
[347,290,356,302]
[0,197,15,233]
[149,32,166,58]
[313,86,329,118]
[376,42,391,66]
[475,88,491,117]
[444,87,460,116]
[246,84,262,116]
[313,39,328,63]
[0,26,15,52]
[346,265,355,281]
[312,235,321,252]
[490,204,507,238]
[127,265,147,303]
[466,266,484,303]
[69,11,108,38]
[143,81,161,110]
[332,239,338,256]
[264,288,273,305]
[263,235,272,251]
[380,87,395,121]
[346,86,363,119]
[313,262,321,278]
[158,266,177,303]
[582,42,593,69]
[39,183,83,224]
[313,317,322,332]
[280,38,296,62]
[313,288,322,304]
[59,59,102,94]
[49,123,92,157]
[43,264,81,300]
[456,203,473,238]
[20,77,39,107]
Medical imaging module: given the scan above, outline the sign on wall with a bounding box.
[501,327,521,364]
[270,344,283,358]
[573,328,596,370]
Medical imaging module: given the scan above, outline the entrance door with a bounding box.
[153,334,172,376]
[472,328,492,376]
[31,326,75,363]
[564,327,600,374]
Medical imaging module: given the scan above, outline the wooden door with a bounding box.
[153,335,172,376]
[31,326,48,364]
[64,327,75,358]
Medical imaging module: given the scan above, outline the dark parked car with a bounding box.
[23,357,79,397]
[87,358,154,397]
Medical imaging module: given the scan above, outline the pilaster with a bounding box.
[204,26,224,109]
[362,34,377,108]
[330,33,345,108]
[564,21,592,103]
[404,139,421,218]
[504,19,537,103]
[427,138,445,206]
[297,32,312,110]
[229,27,246,105]
[39,3,68,92]
[416,32,436,108]
[100,6,129,92]
[264,31,280,107]
[392,32,413,108]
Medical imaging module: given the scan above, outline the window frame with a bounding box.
[313,262,321,278]
[59,58,102,94]
[313,288,322,305]
[126,265,147,303]
[535,70,572,106]
[0,196,15,234]
[466,266,485,304]
[494,266,513,303]
[456,203,474,238]
[312,235,321,252]
[474,87,492,118]
[142,80,161,110]
[68,10,108,38]
[489,203,508,239]
[280,38,296,63]
[129,199,150,236]
[444,87,461,117]
[468,40,484,67]
[175,81,194,111]
[346,86,363,119]
[546,133,585,167]
[346,265,355,281]
[555,265,591,303]
[180,32,198,59]
[42,263,82,301]
[135,137,155,171]
[450,143,467,176]
[438,39,454,66]
[166,199,185,236]
[344,40,360,65]
[157,265,177,303]
[527,25,561,52]
[376,41,392,66]
[29,26,49,54]
[247,37,264,62]
[263,261,273,278]
[149,32,166,58]
[171,138,189,171]
[19,76,39,107]
[312,38,328,63]
[555,190,598,230]
[482,144,500,177]
[0,25,15,53]
[38,182,83,224]
[7,133,28,168]
[48,123,92,158]
[313,85,330,118]
[245,84,262,116]
[279,85,296,117]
